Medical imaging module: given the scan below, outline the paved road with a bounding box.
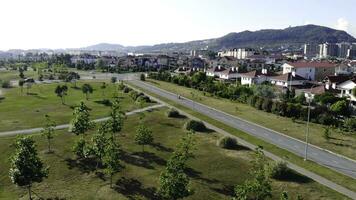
[129,80,356,180]
[0,104,165,137]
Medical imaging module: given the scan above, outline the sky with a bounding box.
[0,0,355,50]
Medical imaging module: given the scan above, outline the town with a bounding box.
[0,1,356,200]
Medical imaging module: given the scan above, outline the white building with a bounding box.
[269,72,307,87]
[337,79,356,102]
[239,69,269,86]
[219,67,239,80]
[218,48,255,59]
[282,61,337,81]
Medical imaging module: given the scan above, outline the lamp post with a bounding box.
[304,84,317,161]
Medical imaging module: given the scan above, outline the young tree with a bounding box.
[54,85,68,105]
[82,83,93,100]
[73,137,88,159]
[100,82,107,97]
[140,73,146,81]
[280,191,289,200]
[41,115,56,153]
[19,79,25,95]
[19,68,25,79]
[103,140,123,188]
[69,101,93,135]
[323,126,331,142]
[111,77,117,84]
[134,124,153,152]
[9,136,48,200]
[91,122,109,168]
[108,100,125,139]
[330,100,349,116]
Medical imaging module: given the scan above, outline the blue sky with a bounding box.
[0,0,355,50]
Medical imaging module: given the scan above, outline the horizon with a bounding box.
[0,0,356,51]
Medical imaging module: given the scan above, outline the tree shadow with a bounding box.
[26,92,38,96]
[150,142,173,152]
[120,150,154,169]
[94,99,112,107]
[273,170,312,183]
[226,144,251,151]
[132,151,167,166]
[65,157,102,173]
[329,142,352,148]
[210,184,235,197]
[114,177,159,200]
[184,167,220,184]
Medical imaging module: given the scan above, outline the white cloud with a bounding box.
[336,18,349,31]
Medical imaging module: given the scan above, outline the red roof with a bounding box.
[287,61,336,68]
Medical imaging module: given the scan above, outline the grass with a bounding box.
[0,108,348,200]
[128,81,356,194]
[0,81,154,132]
[144,79,356,160]
[0,70,38,82]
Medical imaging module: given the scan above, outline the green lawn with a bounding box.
[0,81,153,132]
[0,70,37,82]
[128,81,356,194]
[145,79,356,160]
[0,108,347,200]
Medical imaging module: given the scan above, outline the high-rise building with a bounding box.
[347,43,356,59]
[337,42,351,59]
[303,43,319,59]
[319,43,338,58]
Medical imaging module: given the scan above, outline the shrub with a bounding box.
[318,113,335,126]
[271,101,280,115]
[118,82,125,90]
[254,96,264,110]
[269,161,290,179]
[1,80,11,88]
[166,108,180,118]
[185,120,206,132]
[136,95,151,103]
[344,118,356,132]
[140,73,146,81]
[217,136,238,149]
[262,98,272,112]
[123,86,131,93]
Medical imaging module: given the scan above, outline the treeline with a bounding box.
[148,72,356,132]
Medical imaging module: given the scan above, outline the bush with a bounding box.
[123,86,131,93]
[217,136,238,149]
[136,95,151,103]
[118,82,125,90]
[166,108,180,118]
[262,98,272,112]
[140,73,146,81]
[185,120,206,132]
[1,80,11,88]
[269,161,290,179]
[344,118,356,132]
[318,113,335,126]
[254,96,264,110]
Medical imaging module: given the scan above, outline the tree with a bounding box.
[111,77,117,84]
[54,85,68,105]
[91,122,109,168]
[280,191,289,200]
[19,79,25,95]
[41,115,56,153]
[19,68,25,79]
[103,140,123,188]
[69,101,93,135]
[72,137,88,159]
[9,136,48,200]
[330,100,349,116]
[234,148,272,200]
[100,82,107,97]
[108,100,125,139]
[82,83,93,100]
[140,73,146,81]
[135,124,153,152]
[323,126,331,142]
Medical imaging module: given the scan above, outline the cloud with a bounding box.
[336,18,349,31]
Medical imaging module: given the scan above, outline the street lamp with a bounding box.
[304,84,317,161]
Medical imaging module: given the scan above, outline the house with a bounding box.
[219,67,239,80]
[210,56,239,69]
[174,67,192,75]
[206,66,226,77]
[337,78,356,102]
[324,75,352,90]
[188,57,206,70]
[282,61,337,81]
[239,69,269,86]
[269,72,307,87]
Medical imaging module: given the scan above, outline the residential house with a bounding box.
[206,66,226,78]
[219,67,239,80]
[282,61,337,81]
[239,69,269,86]
[337,78,356,102]
[324,75,352,90]
[269,72,307,87]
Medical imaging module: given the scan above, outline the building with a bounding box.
[347,43,356,59]
[206,66,227,78]
[338,42,350,59]
[337,78,356,102]
[282,61,337,81]
[239,69,269,86]
[219,67,239,80]
[304,43,319,59]
[319,43,338,58]
[269,72,307,87]
[324,75,351,90]
[218,48,255,59]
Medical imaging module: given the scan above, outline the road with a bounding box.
[0,104,165,137]
[129,80,356,180]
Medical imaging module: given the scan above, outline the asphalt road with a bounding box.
[130,80,356,180]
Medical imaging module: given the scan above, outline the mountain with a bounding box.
[81,43,126,51]
[81,25,356,52]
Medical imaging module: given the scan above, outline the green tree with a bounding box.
[280,191,289,200]
[41,115,56,153]
[100,82,107,97]
[108,100,125,139]
[82,83,93,100]
[323,126,331,142]
[140,73,146,81]
[330,100,349,116]
[134,124,153,152]
[234,148,272,200]
[19,79,25,95]
[73,137,88,159]
[111,77,117,84]
[69,101,93,135]
[92,122,109,168]
[9,136,48,200]
[54,85,68,105]
[103,140,123,188]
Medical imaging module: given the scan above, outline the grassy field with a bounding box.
[128,82,356,194]
[0,70,37,82]
[0,108,347,200]
[0,81,153,132]
[144,79,356,160]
